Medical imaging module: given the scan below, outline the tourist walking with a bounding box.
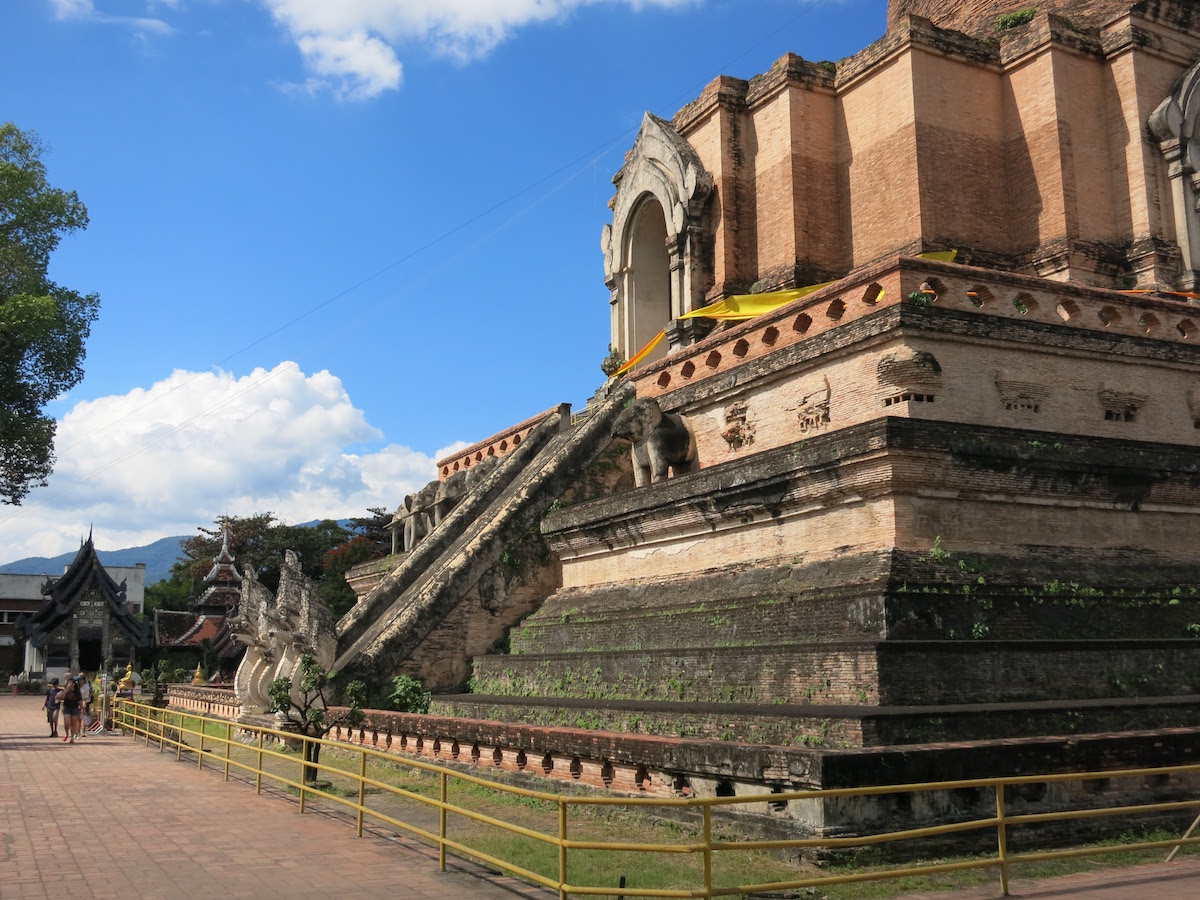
[43,678,61,737]
[78,673,93,736]
[8,672,18,696]
[58,674,80,743]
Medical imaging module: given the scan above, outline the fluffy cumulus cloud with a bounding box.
[263,0,695,100]
[0,362,456,561]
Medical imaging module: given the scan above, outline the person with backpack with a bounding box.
[43,678,61,737]
[58,673,80,743]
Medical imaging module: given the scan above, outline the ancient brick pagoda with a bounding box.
[334,0,1200,836]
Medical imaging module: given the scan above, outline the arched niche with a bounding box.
[627,196,672,365]
[1149,56,1200,290]
[602,112,713,362]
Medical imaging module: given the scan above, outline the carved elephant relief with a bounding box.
[611,398,697,487]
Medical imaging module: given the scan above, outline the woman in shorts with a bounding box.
[58,675,80,743]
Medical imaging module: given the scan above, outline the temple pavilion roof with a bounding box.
[18,532,151,649]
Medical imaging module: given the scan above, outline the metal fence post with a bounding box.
[559,799,568,900]
[357,750,367,838]
[224,722,232,782]
[175,712,183,760]
[996,783,1010,897]
[198,718,205,770]
[703,803,713,900]
[439,771,448,872]
[299,736,307,814]
[256,730,264,795]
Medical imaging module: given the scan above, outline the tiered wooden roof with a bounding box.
[18,532,151,649]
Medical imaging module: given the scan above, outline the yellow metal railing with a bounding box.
[112,699,1200,899]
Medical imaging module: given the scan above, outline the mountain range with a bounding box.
[0,534,188,585]
[0,519,359,586]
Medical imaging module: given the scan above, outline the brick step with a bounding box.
[472,639,1200,706]
[430,693,1200,749]
[511,585,1200,654]
[511,588,888,655]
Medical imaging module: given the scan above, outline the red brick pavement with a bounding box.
[4,693,1199,899]
[0,695,550,899]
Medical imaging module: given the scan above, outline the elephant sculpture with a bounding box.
[611,397,696,487]
[433,469,469,526]
[403,481,440,551]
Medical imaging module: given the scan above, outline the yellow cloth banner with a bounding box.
[918,249,958,263]
[678,283,834,322]
[616,253,959,374]
[614,329,666,376]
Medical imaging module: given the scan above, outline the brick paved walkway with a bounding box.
[0,695,550,899]
[4,693,1199,899]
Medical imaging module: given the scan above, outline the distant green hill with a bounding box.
[0,535,187,585]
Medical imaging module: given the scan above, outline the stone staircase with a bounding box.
[333,382,636,682]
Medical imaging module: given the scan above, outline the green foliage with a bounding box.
[0,123,100,505]
[386,674,431,714]
[174,513,350,595]
[269,656,365,783]
[928,535,951,563]
[319,533,384,621]
[906,290,931,307]
[997,7,1037,30]
[142,577,192,616]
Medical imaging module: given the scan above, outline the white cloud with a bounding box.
[264,0,695,100]
[49,0,174,36]
[295,31,404,100]
[0,362,453,561]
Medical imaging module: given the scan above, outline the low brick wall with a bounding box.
[166,684,240,720]
[322,707,1200,837]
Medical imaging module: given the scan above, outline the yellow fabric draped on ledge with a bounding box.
[615,251,959,375]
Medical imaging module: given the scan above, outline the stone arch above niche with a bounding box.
[1149,56,1200,290]
[877,349,942,388]
[602,112,713,361]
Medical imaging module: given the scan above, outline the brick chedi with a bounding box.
[335,0,1200,839]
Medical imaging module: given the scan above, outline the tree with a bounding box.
[347,506,393,554]
[0,123,100,505]
[141,577,192,616]
[320,535,384,621]
[269,655,364,783]
[318,507,392,621]
[173,513,350,594]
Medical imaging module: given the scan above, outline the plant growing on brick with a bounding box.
[996,7,1036,30]
[387,674,431,713]
[269,654,365,783]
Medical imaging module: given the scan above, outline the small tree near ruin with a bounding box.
[269,654,364,783]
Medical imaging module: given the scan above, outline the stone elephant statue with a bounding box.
[403,480,440,551]
[433,469,469,526]
[611,398,696,487]
[465,455,500,491]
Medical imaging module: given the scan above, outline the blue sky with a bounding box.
[1,0,885,563]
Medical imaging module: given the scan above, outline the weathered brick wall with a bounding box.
[876,641,1200,704]
[473,644,882,706]
[664,2,1200,300]
[888,1,1135,36]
